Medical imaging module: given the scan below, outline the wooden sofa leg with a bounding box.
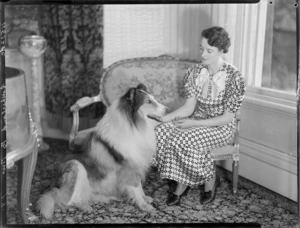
[232,160,239,195]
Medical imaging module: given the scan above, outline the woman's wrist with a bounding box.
[163,115,182,122]
[161,115,173,122]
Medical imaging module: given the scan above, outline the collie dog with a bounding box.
[37,84,167,220]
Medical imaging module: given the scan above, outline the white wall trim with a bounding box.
[240,137,297,175]
[225,89,298,200]
[244,92,297,118]
[219,135,297,201]
[242,92,297,156]
[219,147,297,201]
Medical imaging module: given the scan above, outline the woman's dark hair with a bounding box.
[201,26,231,53]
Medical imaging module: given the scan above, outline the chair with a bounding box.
[69,55,241,195]
[211,111,240,195]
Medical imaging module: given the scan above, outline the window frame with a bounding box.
[240,0,297,109]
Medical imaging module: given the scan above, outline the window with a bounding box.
[261,0,297,94]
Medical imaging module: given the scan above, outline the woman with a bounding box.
[151,26,246,206]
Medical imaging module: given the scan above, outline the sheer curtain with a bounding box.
[103,5,164,67]
[103,4,253,69]
[163,3,268,83]
[103,4,207,66]
[162,4,213,61]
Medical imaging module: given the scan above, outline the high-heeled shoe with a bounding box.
[200,175,220,204]
[166,186,190,206]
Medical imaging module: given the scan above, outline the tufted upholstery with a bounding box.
[69,55,240,195]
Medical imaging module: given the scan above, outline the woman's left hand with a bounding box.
[173,118,196,129]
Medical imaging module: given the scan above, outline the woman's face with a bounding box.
[200,37,224,66]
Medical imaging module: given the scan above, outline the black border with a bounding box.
[0,1,6,227]
[2,0,260,4]
[1,0,297,228]
[297,0,300,226]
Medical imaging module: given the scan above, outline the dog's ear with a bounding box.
[136,83,147,92]
[123,88,135,102]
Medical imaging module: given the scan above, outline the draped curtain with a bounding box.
[40,5,104,132]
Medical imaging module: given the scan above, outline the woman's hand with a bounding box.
[173,118,197,129]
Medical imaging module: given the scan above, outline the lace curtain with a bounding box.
[40,5,104,132]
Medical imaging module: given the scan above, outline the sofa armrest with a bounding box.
[70,95,102,112]
[69,95,102,150]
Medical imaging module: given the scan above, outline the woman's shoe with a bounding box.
[167,179,177,194]
[166,186,190,206]
[200,175,220,204]
[166,192,182,206]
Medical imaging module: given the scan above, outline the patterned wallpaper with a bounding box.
[5,5,41,35]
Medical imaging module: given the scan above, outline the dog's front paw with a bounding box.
[81,205,93,213]
[139,202,155,212]
[143,195,153,204]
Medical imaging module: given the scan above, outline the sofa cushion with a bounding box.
[100,56,199,111]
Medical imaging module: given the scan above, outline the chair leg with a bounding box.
[17,144,38,224]
[232,160,239,195]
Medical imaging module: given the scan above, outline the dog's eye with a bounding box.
[146,99,152,104]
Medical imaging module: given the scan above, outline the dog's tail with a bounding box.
[37,187,65,220]
[37,160,81,220]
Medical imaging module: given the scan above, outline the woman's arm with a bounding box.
[162,96,197,122]
[196,109,234,126]
[174,109,234,128]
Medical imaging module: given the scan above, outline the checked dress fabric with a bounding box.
[152,62,246,187]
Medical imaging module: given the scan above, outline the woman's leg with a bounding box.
[205,162,216,191]
[204,174,216,191]
[174,182,188,195]
[201,165,221,204]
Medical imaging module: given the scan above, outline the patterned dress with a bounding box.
[152,62,246,187]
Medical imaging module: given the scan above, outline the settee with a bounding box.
[69,55,240,194]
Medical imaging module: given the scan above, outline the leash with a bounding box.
[150,182,169,197]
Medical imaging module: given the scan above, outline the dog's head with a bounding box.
[117,83,167,127]
[96,84,167,161]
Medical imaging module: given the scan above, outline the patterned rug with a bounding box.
[6,138,298,227]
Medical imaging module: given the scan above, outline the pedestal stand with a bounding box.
[19,35,49,151]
